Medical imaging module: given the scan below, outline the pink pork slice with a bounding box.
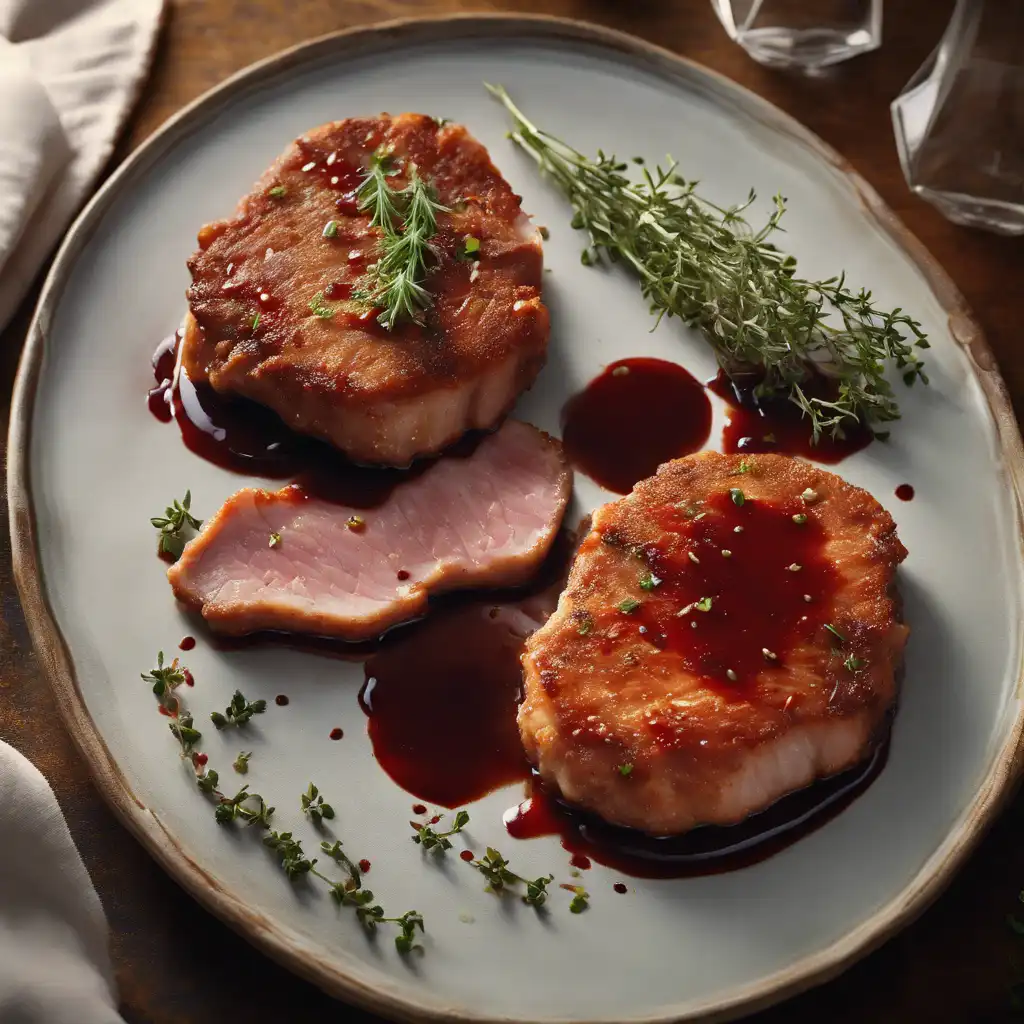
[167,420,572,640]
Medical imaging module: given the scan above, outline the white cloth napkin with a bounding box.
[0,743,122,1022]
[0,0,164,334]
[1,0,163,1018]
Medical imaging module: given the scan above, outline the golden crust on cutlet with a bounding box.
[520,452,908,834]
[185,113,548,464]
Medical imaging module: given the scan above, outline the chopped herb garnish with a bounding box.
[824,623,846,644]
[267,185,286,198]
[151,490,202,560]
[411,809,469,852]
[210,690,268,730]
[618,598,640,614]
[843,653,866,672]
[322,220,339,239]
[251,311,261,331]
[233,751,252,775]
[462,235,481,258]
[309,291,337,319]
[576,612,593,636]
[792,513,808,524]
[729,488,746,507]
[639,570,661,590]
[736,460,751,474]
[269,532,282,548]
[695,596,713,612]
[561,884,590,913]
[617,763,634,778]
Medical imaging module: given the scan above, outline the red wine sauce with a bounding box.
[707,369,872,463]
[562,358,712,494]
[504,741,888,879]
[895,484,915,501]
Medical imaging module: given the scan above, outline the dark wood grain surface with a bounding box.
[2,1,1023,1021]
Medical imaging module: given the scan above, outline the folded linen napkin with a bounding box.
[0,0,164,333]
[2,0,164,1019]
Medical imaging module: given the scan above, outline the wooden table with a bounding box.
[2,1,1022,1021]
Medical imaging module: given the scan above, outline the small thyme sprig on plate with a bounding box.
[141,650,190,711]
[357,152,447,330]
[233,751,252,774]
[301,782,335,826]
[487,84,930,441]
[470,847,554,907]
[210,690,267,729]
[151,491,202,560]
[411,809,469,852]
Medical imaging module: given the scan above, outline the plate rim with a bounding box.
[8,13,1024,1024]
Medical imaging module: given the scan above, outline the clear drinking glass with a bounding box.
[711,0,882,72]
[892,0,1024,235]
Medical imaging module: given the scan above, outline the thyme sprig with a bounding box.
[470,847,554,907]
[301,782,335,826]
[487,84,930,441]
[411,809,469,852]
[210,690,267,729]
[357,152,447,330]
[151,491,202,559]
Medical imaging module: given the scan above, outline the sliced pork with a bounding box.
[184,113,548,466]
[167,421,571,640]
[520,452,908,835]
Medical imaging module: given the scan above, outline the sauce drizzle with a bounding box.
[505,742,887,879]
[707,369,872,463]
[562,358,712,494]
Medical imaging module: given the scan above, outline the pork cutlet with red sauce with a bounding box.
[520,452,908,835]
[184,113,548,466]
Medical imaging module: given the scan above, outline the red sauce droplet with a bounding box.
[157,703,177,718]
[412,803,427,815]
[182,669,194,687]
[179,636,196,651]
[396,569,410,581]
[459,849,475,862]
[562,358,712,494]
[329,727,344,740]
[358,859,371,873]
[895,483,915,501]
[359,604,534,807]
[429,814,442,825]
[194,753,208,767]
[505,742,888,878]
[275,694,290,706]
[594,490,835,687]
[323,280,353,301]
[570,852,591,870]
[707,369,873,463]
[613,882,628,894]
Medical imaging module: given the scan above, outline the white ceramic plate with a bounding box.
[10,15,1024,1024]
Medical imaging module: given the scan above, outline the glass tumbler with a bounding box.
[892,0,1024,235]
[711,0,882,73]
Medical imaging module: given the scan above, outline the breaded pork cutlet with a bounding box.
[184,114,548,466]
[520,452,908,835]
